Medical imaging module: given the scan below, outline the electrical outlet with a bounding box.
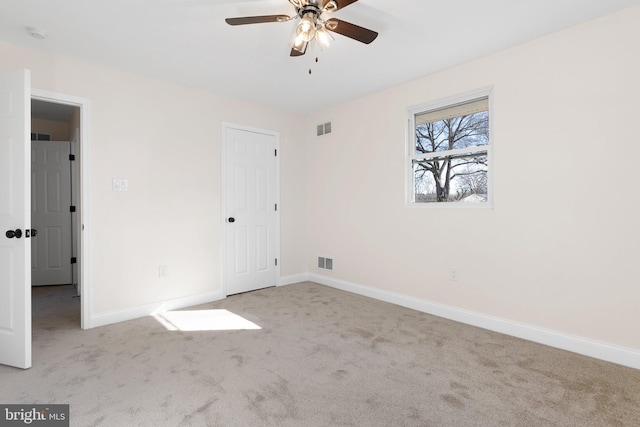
[112,178,128,191]
[449,268,458,282]
[159,265,168,279]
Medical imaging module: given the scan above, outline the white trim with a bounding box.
[89,291,225,328]
[278,273,310,287]
[92,273,311,327]
[409,144,487,161]
[220,122,281,296]
[308,273,640,370]
[30,89,93,329]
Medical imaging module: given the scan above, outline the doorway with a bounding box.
[30,90,90,329]
[31,100,77,291]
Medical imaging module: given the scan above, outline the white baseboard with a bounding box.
[279,273,310,287]
[307,273,640,370]
[88,290,225,329]
[88,273,310,329]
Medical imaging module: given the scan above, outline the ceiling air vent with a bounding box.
[317,122,332,136]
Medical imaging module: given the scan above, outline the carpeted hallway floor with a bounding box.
[1,282,639,426]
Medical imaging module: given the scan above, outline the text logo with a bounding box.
[0,405,69,427]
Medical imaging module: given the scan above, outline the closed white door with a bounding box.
[31,140,72,285]
[0,69,31,369]
[224,125,278,295]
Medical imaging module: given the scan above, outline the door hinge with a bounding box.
[69,154,76,161]
[275,258,278,266]
[275,203,278,211]
[274,149,277,156]
[70,257,77,264]
[70,205,76,213]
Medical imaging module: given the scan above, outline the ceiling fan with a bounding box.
[225,0,378,57]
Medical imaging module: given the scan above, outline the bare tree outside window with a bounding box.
[411,97,490,204]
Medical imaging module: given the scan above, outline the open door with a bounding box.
[0,69,32,369]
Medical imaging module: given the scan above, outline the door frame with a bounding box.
[221,122,280,296]
[31,89,92,329]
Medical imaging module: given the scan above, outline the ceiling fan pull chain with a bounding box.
[309,55,320,75]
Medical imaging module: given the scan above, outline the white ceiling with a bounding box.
[2,0,639,114]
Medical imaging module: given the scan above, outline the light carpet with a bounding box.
[1,282,639,426]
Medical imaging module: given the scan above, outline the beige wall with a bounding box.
[31,117,70,141]
[304,5,640,351]
[0,41,308,317]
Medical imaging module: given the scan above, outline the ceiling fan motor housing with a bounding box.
[298,4,321,20]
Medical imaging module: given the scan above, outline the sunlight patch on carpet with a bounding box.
[153,309,261,331]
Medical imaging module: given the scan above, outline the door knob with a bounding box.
[228,217,235,223]
[5,229,23,239]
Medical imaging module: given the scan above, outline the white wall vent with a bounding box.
[316,122,332,136]
[317,256,333,271]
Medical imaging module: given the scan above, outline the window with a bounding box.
[407,90,492,206]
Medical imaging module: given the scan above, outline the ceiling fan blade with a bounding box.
[225,15,290,25]
[325,18,378,44]
[290,42,308,57]
[323,0,359,11]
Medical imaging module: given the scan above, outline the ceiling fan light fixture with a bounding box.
[296,14,317,43]
[292,36,307,53]
[316,27,332,49]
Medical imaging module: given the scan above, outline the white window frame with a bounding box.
[406,86,494,209]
